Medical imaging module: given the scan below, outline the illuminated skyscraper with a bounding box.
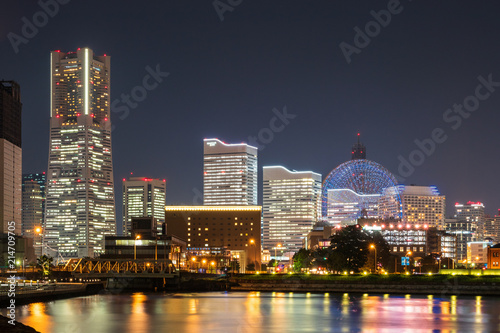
[263,166,322,256]
[122,177,166,235]
[455,201,485,239]
[203,138,258,205]
[0,81,22,235]
[44,48,116,259]
[22,172,46,256]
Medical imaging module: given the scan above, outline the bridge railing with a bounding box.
[71,258,176,275]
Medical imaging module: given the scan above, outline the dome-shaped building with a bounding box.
[322,135,400,225]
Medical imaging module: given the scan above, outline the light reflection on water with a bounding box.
[2,292,500,332]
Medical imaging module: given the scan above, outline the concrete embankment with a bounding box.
[230,275,500,296]
[0,282,105,307]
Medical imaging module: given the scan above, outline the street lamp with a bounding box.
[406,251,412,274]
[370,244,377,273]
[191,256,197,271]
[134,235,141,260]
[250,239,257,272]
[275,243,282,264]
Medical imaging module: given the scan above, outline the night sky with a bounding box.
[1,1,500,227]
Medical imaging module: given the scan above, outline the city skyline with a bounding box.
[1,2,500,220]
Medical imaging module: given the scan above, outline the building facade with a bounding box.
[378,185,445,228]
[467,241,492,265]
[44,48,116,259]
[203,138,258,205]
[0,81,22,235]
[484,212,500,242]
[164,206,261,272]
[360,223,457,261]
[122,177,166,235]
[445,218,477,263]
[487,244,500,270]
[262,166,322,256]
[455,202,485,240]
[22,172,46,256]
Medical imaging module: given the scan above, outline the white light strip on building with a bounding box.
[263,165,322,177]
[204,138,258,150]
[165,206,262,212]
[50,54,53,117]
[84,48,89,115]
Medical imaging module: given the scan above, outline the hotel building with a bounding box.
[262,166,322,257]
[203,138,258,205]
[44,48,116,259]
[379,185,445,228]
[164,206,261,272]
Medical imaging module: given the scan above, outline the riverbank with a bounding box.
[0,314,39,332]
[0,282,105,307]
[230,274,500,295]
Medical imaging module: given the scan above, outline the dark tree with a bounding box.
[330,225,370,272]
[292,248,312,272]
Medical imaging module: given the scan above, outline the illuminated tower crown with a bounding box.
[351,133,366,160]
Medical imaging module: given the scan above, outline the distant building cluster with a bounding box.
[2,47,500,272]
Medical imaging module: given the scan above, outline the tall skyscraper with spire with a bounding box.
[351,133,366,160]
[44,48,116,259]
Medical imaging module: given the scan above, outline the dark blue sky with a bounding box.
[2,0,500,223]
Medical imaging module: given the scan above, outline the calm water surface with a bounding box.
[3,292,500,332]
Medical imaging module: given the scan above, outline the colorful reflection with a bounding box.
[2,292,499,332]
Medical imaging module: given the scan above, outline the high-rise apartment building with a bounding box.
[122,177,166,235]
[262,166,322,256]
[0,81,22,235]
[484,211,500,242]
[203,138,257,205]
[22,173,46,256]
[379,185,445,228]
[44,48,116,259]
[445,217,477,263]
[455,201,485,240]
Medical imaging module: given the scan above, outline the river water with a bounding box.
[3,292,500,332]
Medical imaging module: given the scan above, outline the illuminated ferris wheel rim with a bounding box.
[321,159,400,216]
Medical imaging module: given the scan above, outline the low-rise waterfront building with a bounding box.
[164,206,261,273]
